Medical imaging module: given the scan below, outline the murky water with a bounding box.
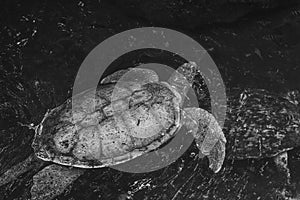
[0,0,300,199]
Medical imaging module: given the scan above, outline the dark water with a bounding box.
[0,0,300,199]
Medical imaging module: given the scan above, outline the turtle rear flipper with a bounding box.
[30,164,84,200]
[0,154,44,187]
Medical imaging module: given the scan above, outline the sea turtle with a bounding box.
[219,87,300,184]
[0,62,226,200]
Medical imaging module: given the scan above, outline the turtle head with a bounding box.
[167,62,200,105]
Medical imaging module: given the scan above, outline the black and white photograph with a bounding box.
[0,0,300,199]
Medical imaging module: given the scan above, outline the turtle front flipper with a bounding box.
[183,107,226,173]
[30,164,84,200]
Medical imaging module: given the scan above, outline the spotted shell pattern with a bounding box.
[224,89,300,159]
